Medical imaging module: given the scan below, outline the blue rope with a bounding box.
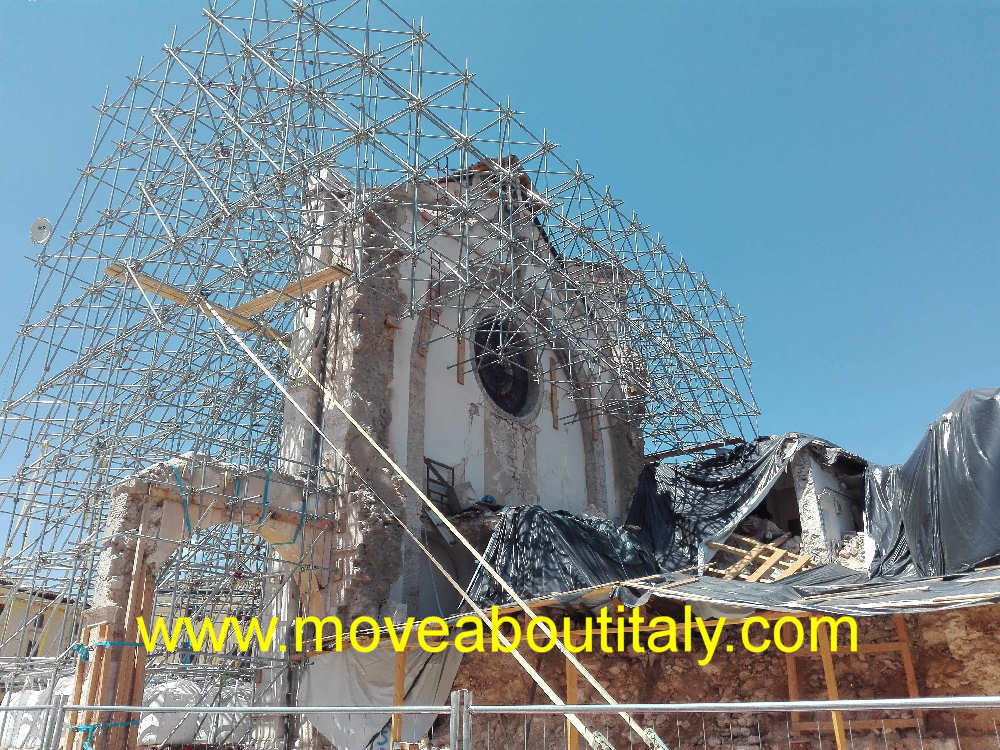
[69,721,139,750]
[251,469,270,526]
[73,641,141,662]
[275,495,306,547]
[231,475,242,522]
[172,465,194,536]
[91,640,141,649]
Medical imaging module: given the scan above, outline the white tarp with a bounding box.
[299,647,462,750]
[0,677,73,749]
[138,680,252,746]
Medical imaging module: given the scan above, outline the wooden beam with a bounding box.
[746,547,789,582]
[784,651,801,728]
[107,531,147,749]
[125,570,154,750]
[64,627,91,744]
[565,638,580,750]
[231,263,351,317]
[75,622,110,750]
[894,614,923,720]
[774,553,813,580]
[815,624,848,750]
[390,648,407,747]
[104,264,286,341]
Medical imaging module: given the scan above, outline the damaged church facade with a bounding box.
[0,1,999,749]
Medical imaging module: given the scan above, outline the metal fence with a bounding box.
[2,694,999,749]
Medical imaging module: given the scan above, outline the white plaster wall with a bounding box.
[534,375,588,514]
[389,193,611,516]
[422,304,486,495]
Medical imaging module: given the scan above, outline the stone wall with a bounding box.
[446,604,1000,749]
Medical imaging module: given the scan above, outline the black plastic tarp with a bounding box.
[898,388,1000,576]
[464,389,1000,610]
[464,505,659,608]
[626,434,860,571]
[864,464,915,577]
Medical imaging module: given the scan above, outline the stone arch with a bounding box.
[94,458,332,622]
[73,456,341,750]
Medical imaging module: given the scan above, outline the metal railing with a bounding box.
[1,693,998,749]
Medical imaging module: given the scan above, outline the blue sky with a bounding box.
[1,0,998,466]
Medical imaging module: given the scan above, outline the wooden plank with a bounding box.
[894,614,923,718]
[75,623,110,750]
[390,648,407,747]
[105,265,253,331]
[774,553,813,580]
[746,547,790,582]
[105,264,189,305]
[784,651,802,727]
[105,265,286,341]
[65,628,91,734]
[549,357,559,430]
[815,624,848,750]
[231,263,351,317]
[125,570,154,750]
[107,534,147,748]
[566,640,580,750]
[723,544,766,580]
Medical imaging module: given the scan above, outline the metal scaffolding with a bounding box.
[0,0,758,743]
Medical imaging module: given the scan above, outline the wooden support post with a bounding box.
[107,525,147,749]
[63,628,91,749]
[456,313,465,385]
[815,624,848,750]
[784,651,801,728]
[549,358,559,430]
[125,570,154,750]
[74,623,110,750]
[565,642,579,750]
[893,614,924,720]
[390,648,407,748]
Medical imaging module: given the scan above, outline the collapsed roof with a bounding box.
[466,388,1000,617]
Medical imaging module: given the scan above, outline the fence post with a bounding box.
[41,694,68,750]
[450,690,461,749]
[461,690,472,750]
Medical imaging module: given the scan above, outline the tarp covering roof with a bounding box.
[626,433,863,572]
[465,389,1000,616]
[464,505,659,609]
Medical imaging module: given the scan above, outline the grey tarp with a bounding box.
[299,647,462,749]
[465,388,1000,613]
[465,504,659,609]
[626,564,1000,617]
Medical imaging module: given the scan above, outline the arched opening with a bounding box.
[472,318,539,419]
[141,523,287,747]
